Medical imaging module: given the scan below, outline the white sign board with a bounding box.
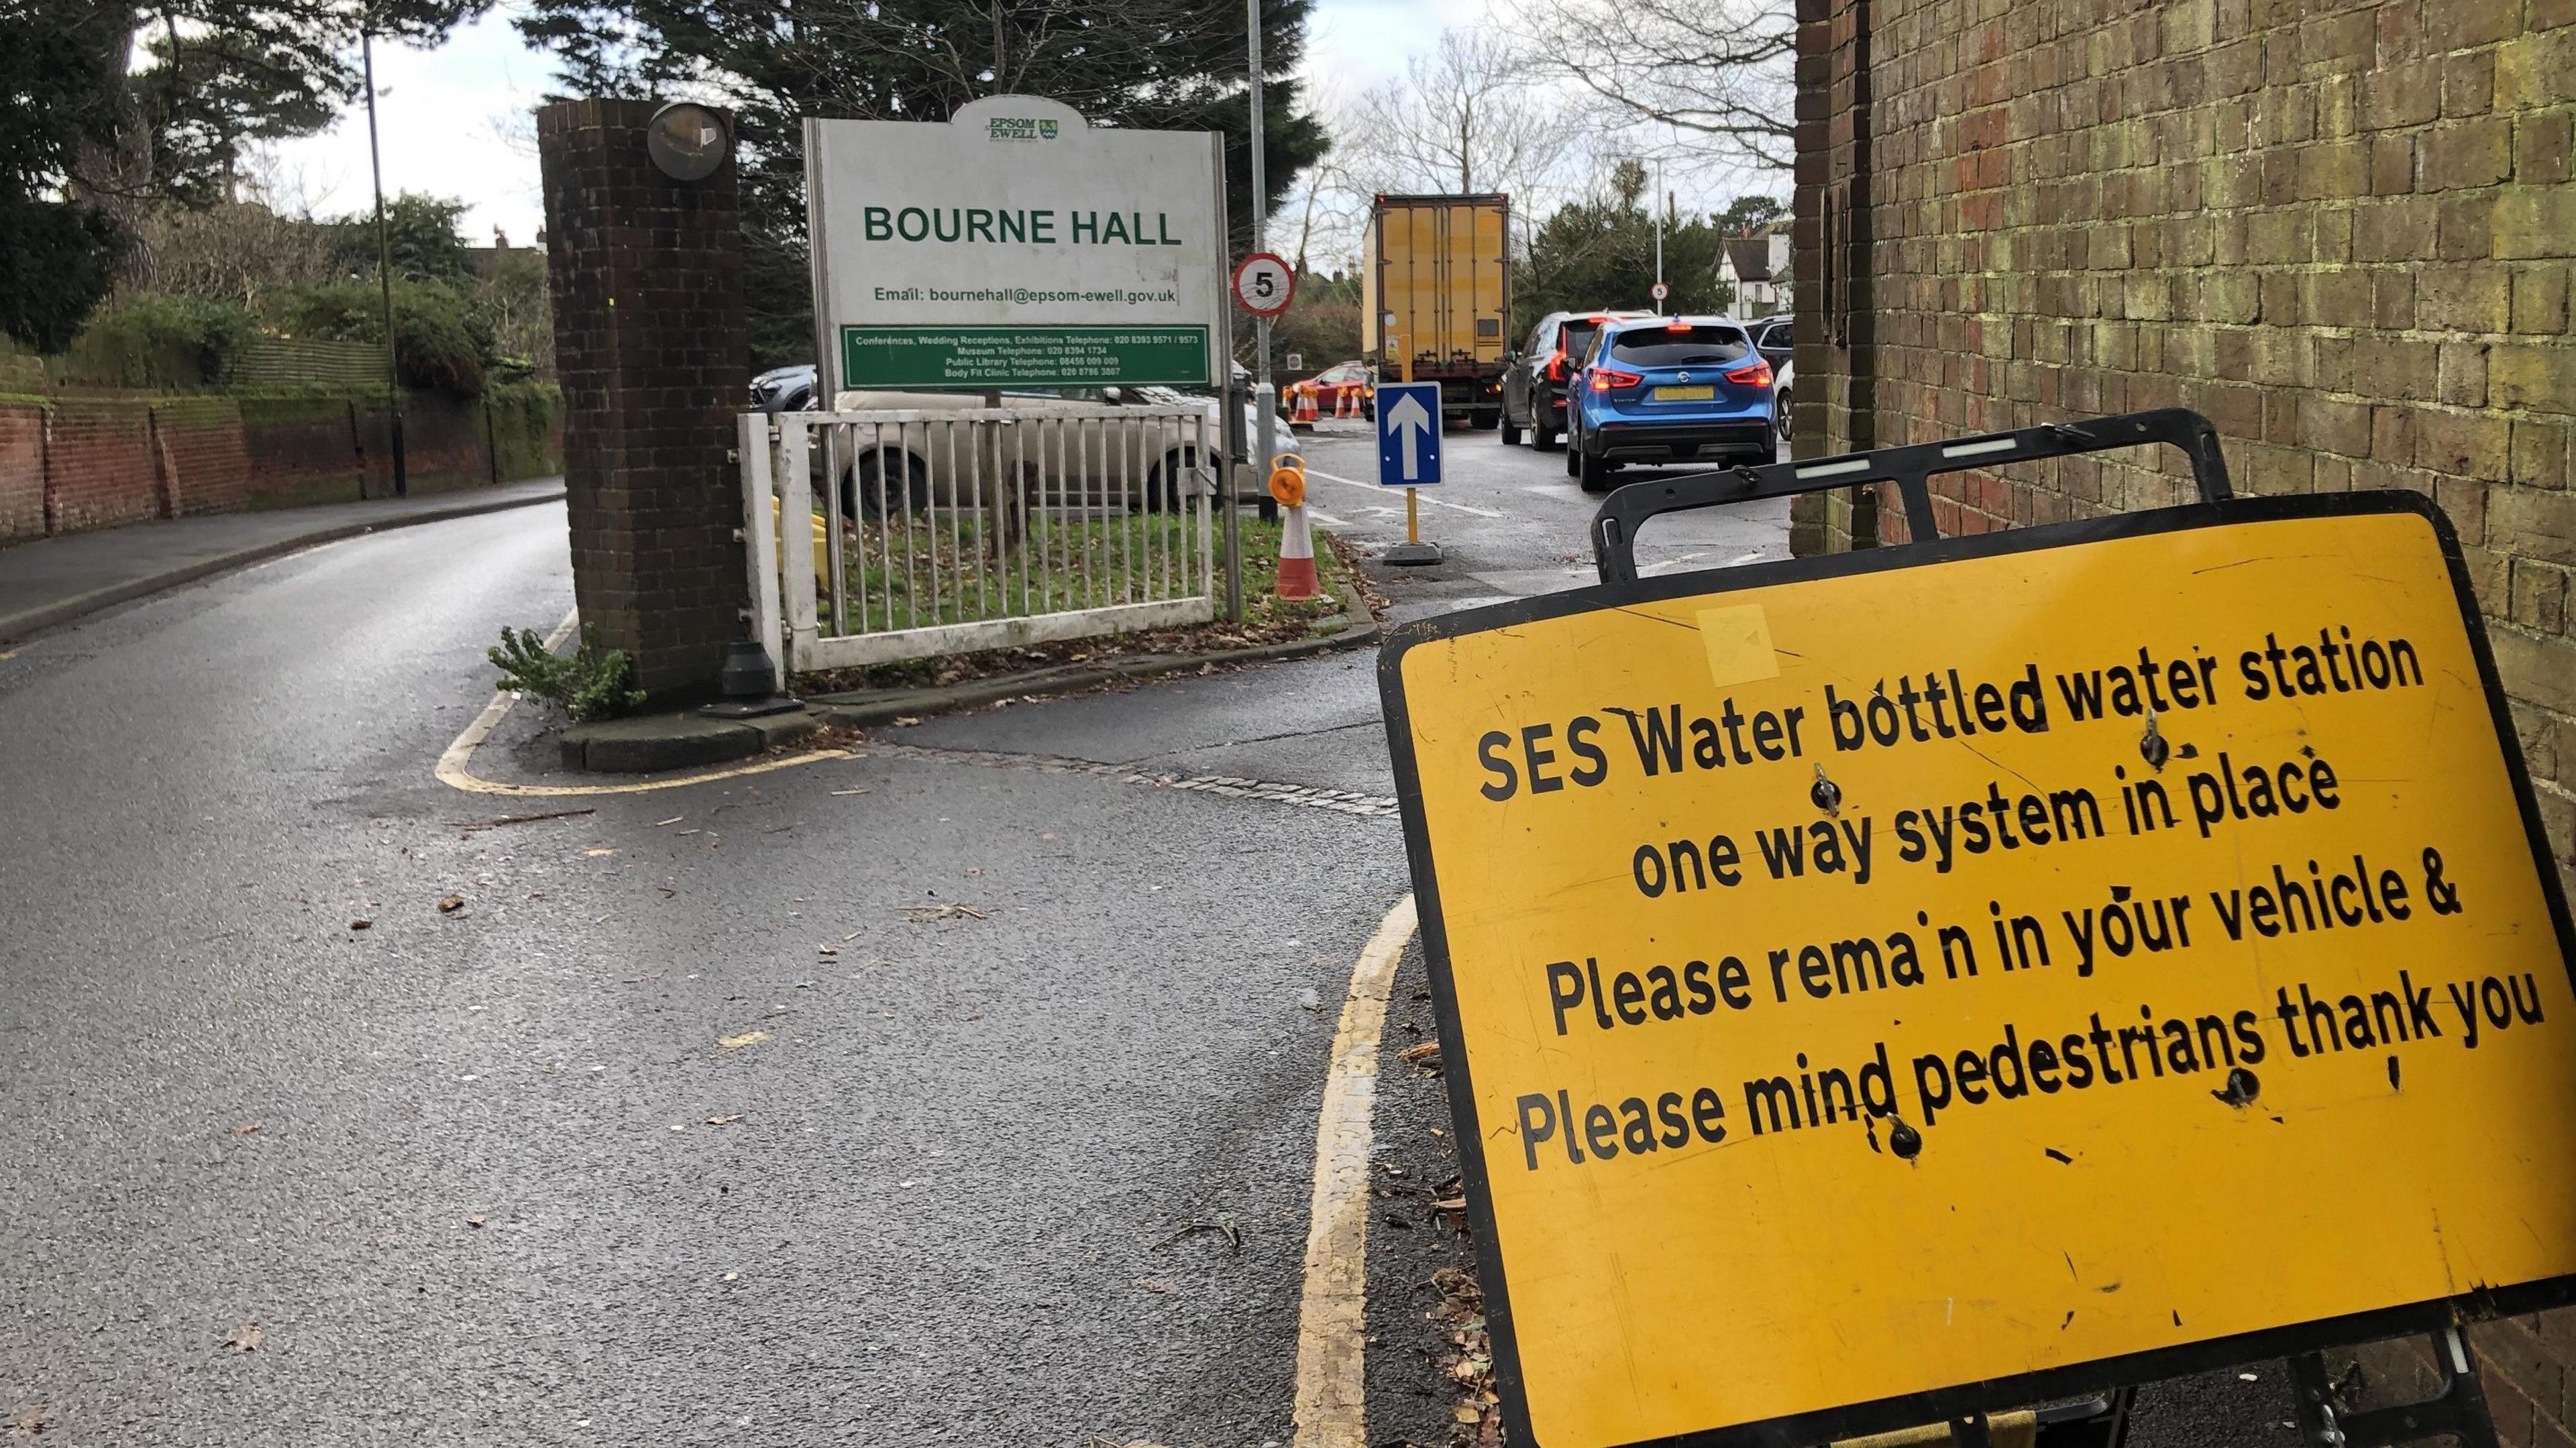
[806,96,1228,393]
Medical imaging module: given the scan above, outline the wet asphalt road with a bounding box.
[0,425,2300,1445]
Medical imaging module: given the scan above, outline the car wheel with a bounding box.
[1534,422,1560,452]
[1144,449,1201,512]
[1499,412,1521,445]
[844,447,928,516]
[1578,448,1616,495]
[1775,387,1793,441]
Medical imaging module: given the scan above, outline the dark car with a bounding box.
[1562,317,1774,493]
[1498,309,1654,451]
[1748,317,1794,374]
[751,363,818,414]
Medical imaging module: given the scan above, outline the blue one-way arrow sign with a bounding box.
[1374,382,1444,488]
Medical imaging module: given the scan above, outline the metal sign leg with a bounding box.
[2290,1330,2502,1448]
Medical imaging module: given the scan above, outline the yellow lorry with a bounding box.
[1360,194,1511,429]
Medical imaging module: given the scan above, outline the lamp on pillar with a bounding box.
[536,99,755,702]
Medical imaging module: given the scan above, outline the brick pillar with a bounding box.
[1789,0,1882,555]
[537,99,751,699]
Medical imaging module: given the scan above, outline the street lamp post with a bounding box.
[362,27,407,498]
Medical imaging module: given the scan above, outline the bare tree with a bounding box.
[1509,0,1796,172]
[1338,30,1584,203]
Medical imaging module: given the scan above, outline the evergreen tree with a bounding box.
[519,0,1330,369]
[1515,160,1732,336]
[0,0,492,351]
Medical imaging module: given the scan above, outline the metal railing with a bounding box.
[740,404,1220,677]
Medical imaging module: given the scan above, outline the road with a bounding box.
[0,426,2298,1445]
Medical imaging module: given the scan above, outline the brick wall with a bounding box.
[0,406,40,541]
[0,392,564,546]
[539,99,752,698]
[1794,0,2576,1427]
[1793,0,2573,886]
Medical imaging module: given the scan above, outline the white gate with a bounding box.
[740,404,1220,679]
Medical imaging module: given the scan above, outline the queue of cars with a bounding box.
[754,309,1793,511]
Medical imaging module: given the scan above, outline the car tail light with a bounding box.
[1666,319,1691,332]
[1725,359,1774,388]
[1590,368,1643,392]
[1545,349,1566,382]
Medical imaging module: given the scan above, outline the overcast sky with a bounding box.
[266,0,1483,244]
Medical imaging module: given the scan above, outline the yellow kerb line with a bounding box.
[1293,892,1420,1448]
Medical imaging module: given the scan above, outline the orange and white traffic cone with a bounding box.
[1293,388,1319,427]
[1269,453,1319,600]
[1336,388,1356,420]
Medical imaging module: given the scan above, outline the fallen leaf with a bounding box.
[231,1121,264,1137]
[716,1030,771,1051]
[467,1214,486,1228]
[1397,1041,1442,1066]
[437,895,466,914]
[349,919,372,931]
[222,1321,264,1353]
[722,1271,740,1282]
[706,1114,743,1125]
[1454,1406,1483,1424]
[8,1404,50,1437]
[892,716,920,726]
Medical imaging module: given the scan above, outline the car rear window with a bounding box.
[1609,325,1752,366]
[1561,323,1599,357]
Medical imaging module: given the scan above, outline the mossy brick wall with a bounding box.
[0,389,565,545]
[1792,0,2576,1427]
[1794,0,2574,887]
[0,405,42,540]
[538,98,752,698]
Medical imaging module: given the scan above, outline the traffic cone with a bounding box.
[1270,454,1320,600]
[1293,388,1319,426]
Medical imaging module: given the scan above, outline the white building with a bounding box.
[1718,233,1793,319]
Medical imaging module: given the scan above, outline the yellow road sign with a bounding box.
[1381,493,2576,1447]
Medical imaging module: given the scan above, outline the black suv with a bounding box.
[1499,310,1654,451]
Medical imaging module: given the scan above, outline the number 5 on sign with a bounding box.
[1232,252,1294,318]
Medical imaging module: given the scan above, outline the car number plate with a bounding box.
[1652,385,1715,401]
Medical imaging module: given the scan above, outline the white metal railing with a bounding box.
[739,404,1219,677]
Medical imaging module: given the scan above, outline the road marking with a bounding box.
[1301,467,1505,518]
[433,608,852,797]
[870,741,1400,818]
[1294,892,1419,1448]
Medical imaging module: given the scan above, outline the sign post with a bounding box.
[1375,380,1443,567]
[1381,411,2576,1448]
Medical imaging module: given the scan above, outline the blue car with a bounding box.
[1564,317,1776,494]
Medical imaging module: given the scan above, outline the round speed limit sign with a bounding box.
[1232,253,1295,317]
[1649,280,1670,302]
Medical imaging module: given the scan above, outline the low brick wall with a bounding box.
[0,388,562,545]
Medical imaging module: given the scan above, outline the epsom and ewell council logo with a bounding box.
[986,117,1060,142]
